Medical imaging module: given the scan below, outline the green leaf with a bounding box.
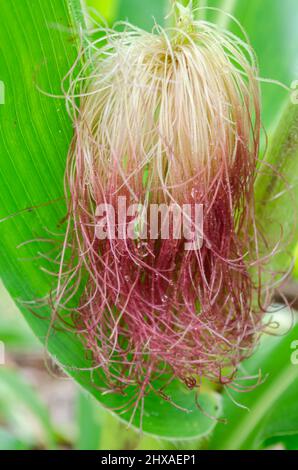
[233,0,298,131]
[0,281,40,350]
[0,0,221,439]
[255,101,298,273]
[294,245,298,279]
[75,391,102,450]
[276,434,298,450]
[208,319,298,450]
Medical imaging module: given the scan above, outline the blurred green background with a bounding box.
[0,0,298,450]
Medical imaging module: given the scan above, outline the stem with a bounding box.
[166,0,203,27]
